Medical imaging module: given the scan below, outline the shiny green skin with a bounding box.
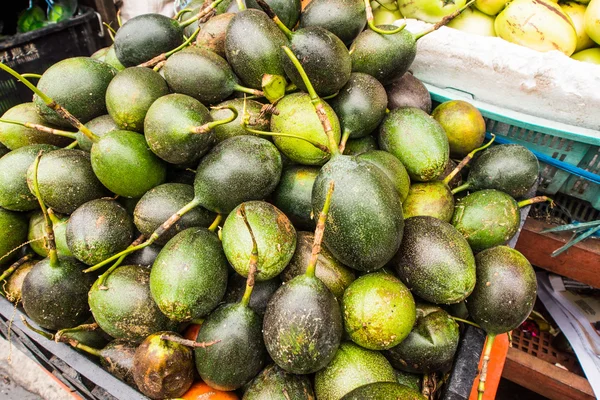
[222,201,296,281]
[193,136,282,214]
[272,166,319,230]
[452,189,521,252]
[66,199,134,266]
[0,208,28,266]
[341,382,425,400]
[343,273,416,350]
[211,98,269,143]
[403,181,454,222]
[144,94,214,165]
[76,115,119,152]
[26,149,107,214]
[28,212,71,257]
[105,67,168,132]
[282,231,355,301]
[466,246,537,335]
[385,304,460,373]
[63,325,111,350]
[224,274,281,316]
[379,107,449,182]
[195,13,234,58]
[343,136,378,155]
[467,144,539,198]
[91,130,167,198]
[300,0,366,44]
[357,150,411,203]
[225,10,289,89]
[243,364,315,400]
[22,256,95,330]
[150,228,228,321]
[114,14,184,67]
[88,265,177,342]
[0,144,57,211]
[329,73,388,139]
[283,27,352,97]
[312,155,404,271]
[271,93,341,166]
[247,0,301,28]
[104,45,125,71]
[195,303,267,390]
[315,342,396,400]
[34,57,116,128]
[394,370,422,392]
[393,216,476,304]
[0,103,70,149]
[134,183,215,245]
[263,274,342,374]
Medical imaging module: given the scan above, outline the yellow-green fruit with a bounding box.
[432,100,485,158]
[571,47,600,63]
[562,2,596,51]
[585,0,600,44]
[495,0,577,56]
[398,0,467,23]
[373,4,403,25]
[474,0,506,16]
[448,7,496,36]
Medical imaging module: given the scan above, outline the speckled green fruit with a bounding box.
[0,144,57,211]
[385,303,459,373]
[271,166,319,230]
[222,201,296,281]
[0,208,28,266]
[34,57,116,128]
[379,107,449,182]
[0,103,70,149]
[343,136,378,155]
[271,93,341,166]
[341,382,425,400]
[224,274,281,316]
[211,98,269,143]
[402,181,454,222]
[66,199,133,266]
[315,342,396,400]
[103,45,125,71]
[243,364,315,399]
[466,246,537,335]
[28,211,71,257]
[394,370,422,392]
[299,0,366,44]
[90,130,167,198]
[89,265,177,342]
[432,100,485,158]
[150,228,228,322]
[106,67,169,132]
[357,150,411,203]
[393,216,476,304]
[76,115,119,152]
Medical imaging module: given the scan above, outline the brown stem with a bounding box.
[239,204,259,307]
[0,254,34,283]
[306,181,335,278]
[518,196,554,209]
[413,0,476,40]
[55,323,99,343]
[443,134,495,186]
[138,54,167,68]
[159,334,220,348]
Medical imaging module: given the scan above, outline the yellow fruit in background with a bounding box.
[474,0,506,16]
[571,47,600,63]
[447,7,496,36]
[372,1,403,25]
[398,0,467,23]
[585,0,600,44]
[562,2,596,51]
[495,0,578,56]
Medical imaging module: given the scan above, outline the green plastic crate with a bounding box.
[426,84,600,210]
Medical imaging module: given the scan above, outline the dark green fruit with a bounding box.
[314,341,396,400]
[343,136,378,155]
[0,143,8,157]
[28,211,71,257]
[76,115,119,152]
[90,130,167,198]
[222,201,296,281]
[271,166,319,230]
[386,72,432,113]
[379,107,449,182]
[0,103,70,149]
[225,9,289,89]
[263,275,342,374]
[22,256,95,330]
[466,246,537,334]
[4,259,35,303]
[243,363,315,399]
[402,181,454,222]
[351,28,417,85]
[133,332,194,399]
[224,274,280,316]
[0,208,28,266]
[98,339,138,386]
[432,100,485,158]
[150,228,228,321]
[385,303,460,373]
[89,265,177,341]
[60,323,111,350]
[394,370,422,392]
[439,159,462,189]
[357,150,411,202]
[283,27,352,96]
[26,149,107,214]
[211,98,269,143]
[193,135,282,213]
[282,231,355,301]
[300,0,366,44]
[393,216,476,304]
[105,67,169,132]
[196,13,234,57]
[341,382,425,400]
[114,14,184,67]
[342,273,416,350]
[0,144,57,211]
[103,45,126,71]
[123,244,162,267]
[247,0,301,28]
[66,199,133,266]
[34,57,116,128]
[134,183,215,245]
[195,303,267,390]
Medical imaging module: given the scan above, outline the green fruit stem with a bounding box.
[21,73,42,79]
[190,105,239,134]
[339,130,351,153]
[233,84,265,97]
[364,0,406,34]
[413,0,476,40]
[65,141,78,149]
[451,182,470,195]
[0,253,35,283]
[451,316,481,328]
[22,316,103,355]
[443,134,495,186]
[47,209,62,226]
[237,0,247,11]
[138,26,201,68]
[477,334,496,400]
[255,0,293,40]
[174,8,193,20]
[208,214,222,232]
[179,0,228,28]
[239,203,259,307]
[103,22,116,42]
[95,234,145,288]
[306,181,335,278]
[517,196,553,209]
[55,322,100,342]
[21,316,55,341]
[0,118,78,139]
[159,333,220,348]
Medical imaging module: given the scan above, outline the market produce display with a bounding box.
[0,0,548,399]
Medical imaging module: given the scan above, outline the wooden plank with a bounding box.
[515,218,600,288]
[503,347,595,400]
